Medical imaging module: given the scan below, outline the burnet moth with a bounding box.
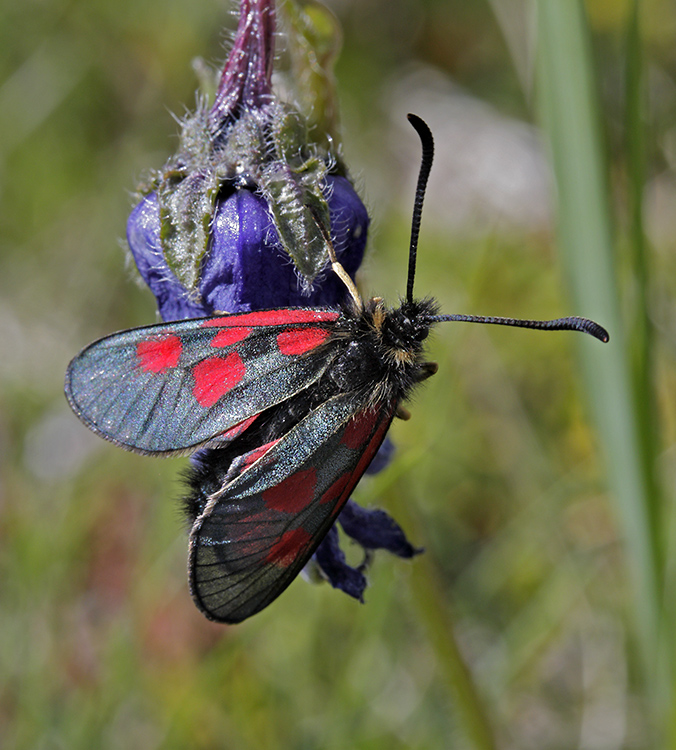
[65,115,609,624]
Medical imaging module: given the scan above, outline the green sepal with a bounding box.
[157,169,220,293]
[153,104,228,294]
[259,105,332,282]
[148,97,340,292]
[260,162,331,284]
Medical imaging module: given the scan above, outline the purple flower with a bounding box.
[127,175,368,321]
[127,0,420,605]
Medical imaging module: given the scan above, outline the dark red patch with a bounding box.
[265,528,312,567]
[230,511,281,558]
[277,327,331,356]
[321,472,353,512]
[211,326,252,348]
[137,334,182,373]
[341,409,375,450]
[238,440,279,473]
[217,415,259,442]
[202,309,339,328]
[352,412,393,479]
[224,440,279,483]
[262,468,317,513]
[192,352,246,408]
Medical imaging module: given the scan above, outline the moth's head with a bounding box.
[378,298,438,352]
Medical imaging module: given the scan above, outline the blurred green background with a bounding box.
[2,0,676,747]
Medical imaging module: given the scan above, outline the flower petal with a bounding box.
[313,526,367,601]
[127,193,209,321]
[202,175,368,311]
[128,174,369,320]
[365,437,395,475]
[339,499,423,559]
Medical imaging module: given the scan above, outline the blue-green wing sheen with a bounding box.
[64,309,340,454]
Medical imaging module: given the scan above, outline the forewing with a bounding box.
[65,309,340,454]
[188,391,397,623]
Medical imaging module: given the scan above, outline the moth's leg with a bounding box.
[415,361,438,382]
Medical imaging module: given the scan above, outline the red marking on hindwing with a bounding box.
[276,327,331,356]
[227,511,280,559]
[265,528,313,567]
[136,334,182,373]
[352,410,394,479]
[210,326,252,348]
[262,468,317,513]
[321,472,353,514]
[202,309,339,328]
[217,415,259,442]
[341,409,375,450]
[192,353,246,407]
[229,439,279,479]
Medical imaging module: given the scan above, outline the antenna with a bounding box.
[427,313,609,343]
[406,114,435,304]
[405,114,609,344]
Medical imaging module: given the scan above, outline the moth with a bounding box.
[65,115,608,623]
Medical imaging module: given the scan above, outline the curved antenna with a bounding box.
[406,114,435,304]
[427,313,609,343]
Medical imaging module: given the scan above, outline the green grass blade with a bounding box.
[390,487,498,750]
[536,0,662,681]
[625,0,662,555]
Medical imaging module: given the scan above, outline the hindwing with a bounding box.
[188,391,397,623]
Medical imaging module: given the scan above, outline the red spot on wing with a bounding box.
[321,472,352,507]
[265,528,313,567]
[217,414,258,442]
[201,317,233,328]
[202,309,339,328]
[221,439,280,484]
[352,409,394,478]
[237,439,279,476]
[199,510,285,565]
[341,408,375,450]
[192,352,246,408]
[211,326,252,348]
[137,334,182,373]
[329,405,395,516]
[277,327,332,356]
[262,468,317,513]
[229,511,281,558]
